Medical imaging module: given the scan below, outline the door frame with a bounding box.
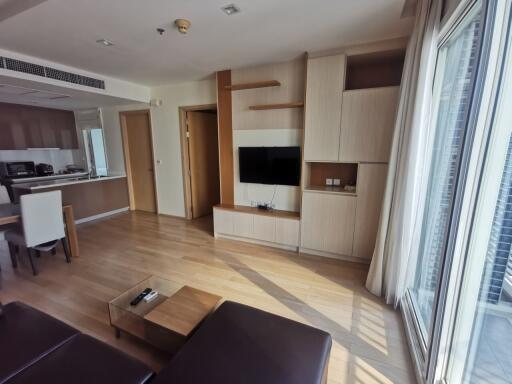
[119,109,158,213]
[178,104,218,219]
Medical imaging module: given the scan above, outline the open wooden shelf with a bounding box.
[225,80,281,91]
[249,102,304,111]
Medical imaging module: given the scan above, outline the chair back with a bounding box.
[20,191,65,247]
[0,185,10,204]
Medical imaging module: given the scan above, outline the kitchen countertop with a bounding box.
[12,175,127,190]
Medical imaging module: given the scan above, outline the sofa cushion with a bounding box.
[7,334,154,384]
[0,302,80,384]
[152,301,332,384]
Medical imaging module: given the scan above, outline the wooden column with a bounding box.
[216,70,234,205]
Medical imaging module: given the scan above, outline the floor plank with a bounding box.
[0,211,415,383]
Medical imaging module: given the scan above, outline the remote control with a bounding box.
[130,288,152,306]
[143,290,158,303]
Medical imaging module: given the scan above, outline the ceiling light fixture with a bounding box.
[221,4,240,15]
[96,39,114,47]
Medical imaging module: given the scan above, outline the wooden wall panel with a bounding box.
[216,70,234,205]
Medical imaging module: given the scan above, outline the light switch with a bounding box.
[326,178,333,186]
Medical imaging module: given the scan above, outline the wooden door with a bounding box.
[187,111,220,218]
[304,54,346,161]
[339,86,399,162]
[123,112,156,213]
[300,191,356,255]
[353,164,388,260]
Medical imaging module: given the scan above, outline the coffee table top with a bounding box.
[144,286,221,336]
[108,276,221,339]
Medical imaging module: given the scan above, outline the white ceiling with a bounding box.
[0,0,414,87]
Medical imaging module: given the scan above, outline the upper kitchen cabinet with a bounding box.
[304,54,346,161]
[339,86,399,162]
[0,102,78,150]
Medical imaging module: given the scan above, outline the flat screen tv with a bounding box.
[238,146,301,186]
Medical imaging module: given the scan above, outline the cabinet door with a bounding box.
[253,215,276,242]
[339,86,399,162]
[213,208,234,235]
[232,212,253,238]
[275,218,300,247]
[353,164,388,260]
[304,54,346,161]
[300,192,356,255]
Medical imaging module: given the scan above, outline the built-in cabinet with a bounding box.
[0,102,78,149]
[300,47,403,262]
[300,191,356,256]
[304,54,346,161]
[213,205,300,250]
[339,87,399,162]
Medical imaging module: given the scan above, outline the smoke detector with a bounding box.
[174,19,191,34]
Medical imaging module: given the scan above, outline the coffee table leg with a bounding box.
[115,327,121,338]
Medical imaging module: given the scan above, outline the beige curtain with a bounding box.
[366,0,441,305]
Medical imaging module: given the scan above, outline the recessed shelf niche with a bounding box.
[345,49,405,90]
[304,162,358,194]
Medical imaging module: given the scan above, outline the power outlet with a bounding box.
[333,178,341,186]
[326,178,333,186]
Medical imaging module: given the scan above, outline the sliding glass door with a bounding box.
[406,0,485,351]
[402,0,512,383]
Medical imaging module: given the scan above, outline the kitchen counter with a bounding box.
[12,175,127,190]
[12,175,130,223]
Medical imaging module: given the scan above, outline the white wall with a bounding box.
[150,80,216,216]
[100,79,216,217]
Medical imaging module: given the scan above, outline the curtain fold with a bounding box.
[366,0,441,305]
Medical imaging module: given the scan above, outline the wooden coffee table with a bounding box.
[108,276,221,352]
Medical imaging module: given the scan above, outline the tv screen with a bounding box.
[239,146,301,186]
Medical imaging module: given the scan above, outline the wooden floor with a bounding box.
[0,212,415,384]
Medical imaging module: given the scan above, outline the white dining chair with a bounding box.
[5,190,70,275]
[0,185,10,204]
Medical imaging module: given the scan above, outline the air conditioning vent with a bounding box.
[5,58,45,77]
[0,57,105,90]
[45,68,105,90]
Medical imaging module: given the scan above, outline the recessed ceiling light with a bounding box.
[96,39,114,47]
[221,4,240,15]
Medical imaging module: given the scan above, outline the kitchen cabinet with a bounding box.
[304,54,346,161]
[300,191,356,256]
[352,164,388,260]
[0,102,78,150]
[339,86,399,162]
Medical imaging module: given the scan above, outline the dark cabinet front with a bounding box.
[0,102,78,150]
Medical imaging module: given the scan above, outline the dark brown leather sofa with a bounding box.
[0,301,332,384]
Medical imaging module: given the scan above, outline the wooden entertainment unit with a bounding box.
[214,39,404,263]
[213,204,300,251]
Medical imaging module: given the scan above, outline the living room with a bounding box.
[1,0,512,383]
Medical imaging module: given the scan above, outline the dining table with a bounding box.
[0,203,79,257]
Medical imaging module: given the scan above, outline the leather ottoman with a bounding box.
[152,301,332,384]
[7,334,154,384]
[0,302,79,384]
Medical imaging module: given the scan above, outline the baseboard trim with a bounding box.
[299,247,370,264]
[75,207,130,224]
[214,233,298,252]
